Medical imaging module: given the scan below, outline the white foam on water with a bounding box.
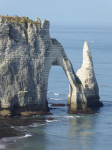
[62,115,82,119]
[48,104,52,107]
[28,123,45,128]
[2,134,32,141]
[47,91,51,93]
[19,126,25,128]
[76,116,81,118]
[2,139,7,142]
[0,144,5,149]
[0,129,32,149]
[50,98,63,100]
[46,120,58,122]
[63,116,76,119]
[52,115,60,117]
[54,93,59,95]
[19,134,32,139]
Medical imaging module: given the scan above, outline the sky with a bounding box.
[0,0,112,25]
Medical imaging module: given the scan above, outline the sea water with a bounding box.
[0,23,112,150]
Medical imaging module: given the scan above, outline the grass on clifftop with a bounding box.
[0,16,41,27]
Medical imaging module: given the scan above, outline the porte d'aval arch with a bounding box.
[0,16,102,116]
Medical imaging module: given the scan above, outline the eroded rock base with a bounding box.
[67,94,70,105]
[67,107,96,114]
[87,96,103,107]
[0,104,52,117]
[67,97,103,108]
[87,101,103,107]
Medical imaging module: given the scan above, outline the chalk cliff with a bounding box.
[75,41,103,107]
[0,16,89,116]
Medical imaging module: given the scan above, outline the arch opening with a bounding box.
[47,66,69,111]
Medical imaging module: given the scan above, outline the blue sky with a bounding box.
[0,0,112,25]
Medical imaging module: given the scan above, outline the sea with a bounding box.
[0,23,112,150]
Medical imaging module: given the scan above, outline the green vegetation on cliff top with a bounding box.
[0,15,41,27]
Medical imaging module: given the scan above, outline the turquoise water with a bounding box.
[0,24,112,150]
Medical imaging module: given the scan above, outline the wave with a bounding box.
[19,126,26,129]
[28,123,45,128]
[2,132,31,142]
[0,134,32,149]
[45,115,82,123]
[0,129,32,149]
[63,116,76,119]
[48,104,52,107]
[63,115,82,119]
[50,98,63,100]
[90,41,94,42]
[75,115,82,118]
[47,91,51,93]
[19,134,32,139]
[46,120,58,122]
[54,93,59,95]
[0,144,5,149]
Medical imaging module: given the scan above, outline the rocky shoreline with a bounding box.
[0,116,56,139]
[0,109,52,117]
[0,103,101,140]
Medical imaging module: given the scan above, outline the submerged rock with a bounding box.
[50,103,65,106]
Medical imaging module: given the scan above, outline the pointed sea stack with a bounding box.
[76,41,103,107]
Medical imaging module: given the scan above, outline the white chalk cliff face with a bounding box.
[76,41,103,107]
[0,16,88,116]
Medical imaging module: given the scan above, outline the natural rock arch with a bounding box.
[43,38,87,112]
[0,16,88,116]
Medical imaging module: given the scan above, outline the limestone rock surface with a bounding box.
[76,41,103,107]
[0,16,88,116]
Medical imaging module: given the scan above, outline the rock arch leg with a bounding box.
[61,59,87,113]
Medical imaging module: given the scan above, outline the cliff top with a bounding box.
[0,15,41,27]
